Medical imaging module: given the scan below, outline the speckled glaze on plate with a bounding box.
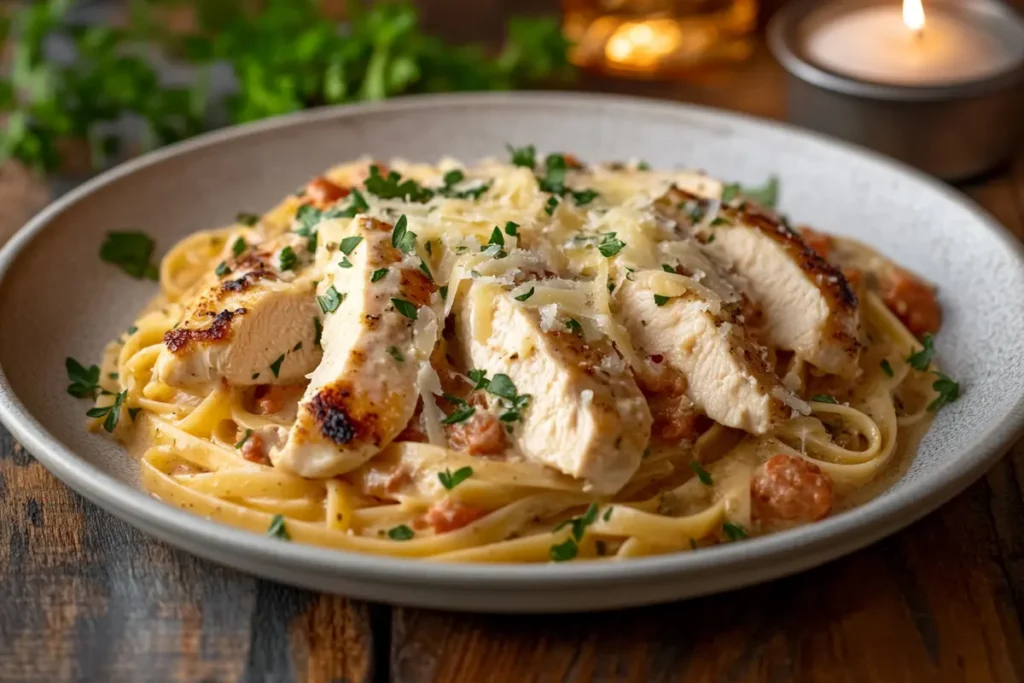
[1,93,1022,613]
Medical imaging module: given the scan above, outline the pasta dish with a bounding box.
[79,148,959,562]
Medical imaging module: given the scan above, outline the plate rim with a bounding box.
[2,91,1023,595]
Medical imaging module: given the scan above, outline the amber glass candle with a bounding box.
[564,0,758,78]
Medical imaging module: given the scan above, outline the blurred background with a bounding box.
[1,0,1021,237]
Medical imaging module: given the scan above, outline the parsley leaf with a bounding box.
[317,285,344,314]
[468,369,490,391]
[505,221,520,236]
[571,188,599,206]
[507,144,536,168]
[278,246,298,271]
[487,374,518,400]
[880,359,894,377]
[387,345,404,362]
[388,524,415,541]
[391,298,418,320]
[515,286,535,302]
[690,460,713,485]
[928,372,961,411]
[267,514,290,540]
[489,226,505,248]
[235,429,253,449]
[906,333,935,371]
[565,318,583,336]
[602,507,613,522]
[215,261,229,277]
[336,189,369,218]
[721,176,779,208]
[549,538,578,562]
[237,212,260,226]
[597,232,626,257]
[442,394,476,425]
[438,466,473,490]
[313,318,323,348]
[371,268,389,283]
[391,215,416,254]
[653,294,670,306]
[662,264,676,273]
[86,390,128,433]
[544,195,559,216]
[66,357,101,399]
[722,521,748,541]
[340,236,363,255]
[339,257,353,268]
[269,355,285,378]
[366,166,433,203]
[811,394,838,404]
[100,232,159,280]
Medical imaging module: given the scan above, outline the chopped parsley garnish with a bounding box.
[689,460,713,485]
[86,390,128,433]
[128,407,141,421]
[653,294,670,307]
[215,261,229,277]
[507,143,536,168]
[504,221,519,236]
[928,372,961,412]
[66,357,101,399]
[662,264,675,273]
[565,318,583,336]
[236,212,260,226]
[278,246,298,271]
[710,217,731,227]
[371,268,389,282]
[336,188,370,218]
[387,345,404,362]
[485,373,531,423]
[597,232,626,257]
[231,237,247,256]
[438,466,473,490]
[108,372,118,380]
[880,359,894,377]
[387,524,415,541]
[295,203,321,235]
[906,333,935,371]
[100,231,159,280]
[418,259,433,281]
[549,538,578,562]
[722,521,748,541]
[267,514,290,540]
[549,503,600,562]
[811,394,838,404]
[441,394,475,424]
[391,214,416,254]
[305,230,319,253]
[443,169,464,187]
[544,195,559,216]
[313,318,323,347]
[391,298,418,320]
[468,369,490,390]
[317,285,344,314]
[340,235,363,255]
[439,285,448,300]
[269,355,285,378]
[721,176,779,208]
[127,325,138,335]
[607,282,615,294]
[365,166,433,203]
[603,507,613,522]
[488,226,505,248]
[338,257,353,268]
[637,160,652,170]
[234,429,253,449]
[571,188,599,206]
[515,287,535,302]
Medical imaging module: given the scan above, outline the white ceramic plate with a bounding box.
[1,93,1022,613]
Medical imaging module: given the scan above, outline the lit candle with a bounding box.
[804,0,1022,86]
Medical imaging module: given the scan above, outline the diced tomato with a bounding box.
[240,431,268,464]
[751,454,833,528]
[305,177,349,208]
[880,266,942,338]
[446,412,506,456]
[424,499,487,533]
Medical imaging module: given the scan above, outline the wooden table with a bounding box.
[2,44,1024,683]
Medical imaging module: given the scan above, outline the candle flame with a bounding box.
[903,0,925,33]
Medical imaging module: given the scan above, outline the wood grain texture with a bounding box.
[2,28,1024,683]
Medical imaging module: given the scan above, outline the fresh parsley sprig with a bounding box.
[66,357,101,399]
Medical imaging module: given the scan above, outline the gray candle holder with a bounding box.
[768,0,1024,180]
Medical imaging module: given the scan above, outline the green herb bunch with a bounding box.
[0,0,573,174]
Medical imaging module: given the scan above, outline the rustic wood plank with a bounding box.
[0,389,376,683]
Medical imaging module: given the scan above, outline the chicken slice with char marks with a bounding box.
[269,216,436,478]
[665,188,861,377]
[452,282,652,494]
[155,234,321,387]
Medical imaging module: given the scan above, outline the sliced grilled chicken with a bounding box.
[615,239,798,434]
[155,235,320,387]
[664,189,861,377]
[452,282,652,494]
[270,216,436,478]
